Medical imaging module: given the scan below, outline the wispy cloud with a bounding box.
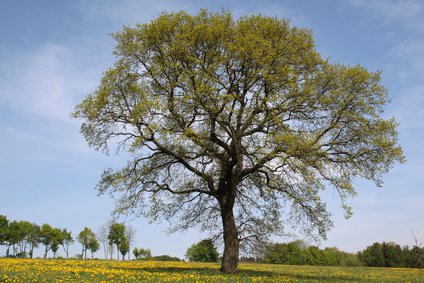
[391,36,424,71]
[0,43,94,121]
[346,1,424,72]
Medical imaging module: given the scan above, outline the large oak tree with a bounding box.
[73,10,404,273]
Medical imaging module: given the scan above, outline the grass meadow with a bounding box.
[0,258,423,282]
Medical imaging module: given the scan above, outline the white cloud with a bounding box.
[0,43,94,121]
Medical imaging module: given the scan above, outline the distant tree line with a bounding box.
[0,215,140,260]
[259,240,424,268]
[261,240,361,266]
[358,242,424,268]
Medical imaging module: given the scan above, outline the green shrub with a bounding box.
[186,239,219,262]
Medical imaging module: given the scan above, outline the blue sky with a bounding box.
[1,0,423,258]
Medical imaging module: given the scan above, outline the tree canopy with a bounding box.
[73,10,404,273]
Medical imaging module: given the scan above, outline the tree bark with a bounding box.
[219,195,239,274]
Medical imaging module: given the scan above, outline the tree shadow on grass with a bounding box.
[114,265,360,281]
[277,272,359,282]
[116,265,278,277]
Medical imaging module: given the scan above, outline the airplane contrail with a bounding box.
[371,25,424,69]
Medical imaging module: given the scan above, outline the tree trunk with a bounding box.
[103,243,107,259]
[219,196,239,274]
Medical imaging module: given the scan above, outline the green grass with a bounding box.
[0,258,423,282]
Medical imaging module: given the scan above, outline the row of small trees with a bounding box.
[0,215,74,259]
[0,215,138,260]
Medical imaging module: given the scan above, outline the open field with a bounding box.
[0,259,423,282]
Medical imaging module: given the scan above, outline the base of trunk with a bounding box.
[219,257,238,274]
[219,207,240,274]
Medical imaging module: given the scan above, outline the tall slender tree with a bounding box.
[108,223,126,260]
[17,221,35,257]
[97,222,110,260]
[27,223,40,259]
[39,224,54,259]
[125,224,136,260]
[50,228,64,259]
[87,237,100,259]
[119,237,129,260]
[61,229,74,259]
[77,227,96,260]
[7,221,25,257]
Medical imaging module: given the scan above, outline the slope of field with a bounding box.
[0,258,423,282]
